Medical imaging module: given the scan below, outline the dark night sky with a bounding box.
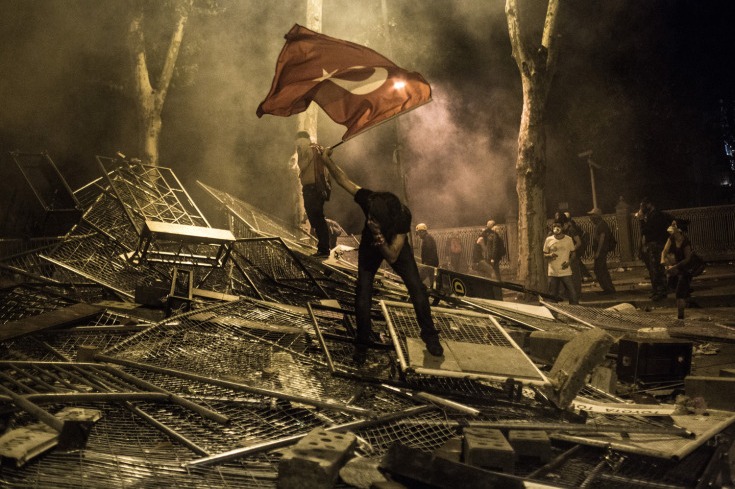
[1,0,733,236]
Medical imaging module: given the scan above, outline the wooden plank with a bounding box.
[144,220,235,243]
[0,303,103,341]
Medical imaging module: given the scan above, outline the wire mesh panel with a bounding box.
[98,299,374,413]
[39,221,164,300]
[381,301,549,386]
[97,156,210,234]
[543,301,735,343]
[0,239,88,285]
[197,180,315,251]
[0,285,75,324]
[76,182,142,252]
[0,317,151,362]
[231,238,329,305]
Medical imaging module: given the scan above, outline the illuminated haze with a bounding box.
[1,0,733,236]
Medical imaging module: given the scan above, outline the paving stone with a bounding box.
[507,430,551,463]
[338,456,387,489]
[462,427,515,473]
[434,436,462,462]
[278,428,357,489]
[545,328,615,409]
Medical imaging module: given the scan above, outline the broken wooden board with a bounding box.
[0,303,103,341]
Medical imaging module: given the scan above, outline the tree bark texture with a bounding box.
[128,8,188,166]
[506,0,561,293]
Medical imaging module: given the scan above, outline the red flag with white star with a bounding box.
[256,24,432,140]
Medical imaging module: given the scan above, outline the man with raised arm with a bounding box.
[320,148,444,364]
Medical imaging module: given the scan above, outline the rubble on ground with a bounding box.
[0,154,733,488]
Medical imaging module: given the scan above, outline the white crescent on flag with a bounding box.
[313,66,389,95]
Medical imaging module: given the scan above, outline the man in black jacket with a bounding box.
[636,197,673,301]
[320,148,444,364]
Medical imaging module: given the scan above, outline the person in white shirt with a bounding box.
[543,220,579,305]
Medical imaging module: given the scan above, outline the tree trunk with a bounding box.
[506,0,561,294]
[515,78,548,292]
[128,8,187,166]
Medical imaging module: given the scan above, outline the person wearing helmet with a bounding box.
[415,223,439,288]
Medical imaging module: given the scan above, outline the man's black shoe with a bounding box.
[423,336,444,357]
[312,251,330,259]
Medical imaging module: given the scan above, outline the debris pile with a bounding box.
[0,154,733,488]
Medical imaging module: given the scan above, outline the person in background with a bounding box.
[543,219,579,305]
[472,220,503,282]
[588,207,616,295]
[558,213,584,299]
[564,211,593,282]
[662,219,695,320]
[635,197,672,301]
[415,223,439,288]
[295,131,331,258]
[320,148,444,363]
[444,233,466,273]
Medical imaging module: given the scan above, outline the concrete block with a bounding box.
[545,328,615,409]
[528,330,576,365]
[590,363,618,394]
[684,376,735,411]
[278,428,357,489]
[462,428,515,473]
[507,430,551,463]
[434,436,462,462]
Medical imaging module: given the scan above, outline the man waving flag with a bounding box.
[256,24,432,141]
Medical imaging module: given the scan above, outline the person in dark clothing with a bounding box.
[564,212,593,281]
[295,131,331,257]
[588,207,616,294]
[635,198,672,301]
[662,219,695,320]
[415,223,439,288]
[320,148,444,363]
[472,220,504,281]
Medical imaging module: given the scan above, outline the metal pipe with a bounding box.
[95,353,371,417]
[91,365,230,424]
[185,405,433,468]
[0,383,64,432]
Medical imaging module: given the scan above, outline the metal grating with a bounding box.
[97,156,210,235]
[40,221,164,300]
[544,301,735,343]
[382,300,549,385]
[197,180,315,251]
[230,238,329,305]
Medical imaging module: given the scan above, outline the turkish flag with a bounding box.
[256,24,432,140]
